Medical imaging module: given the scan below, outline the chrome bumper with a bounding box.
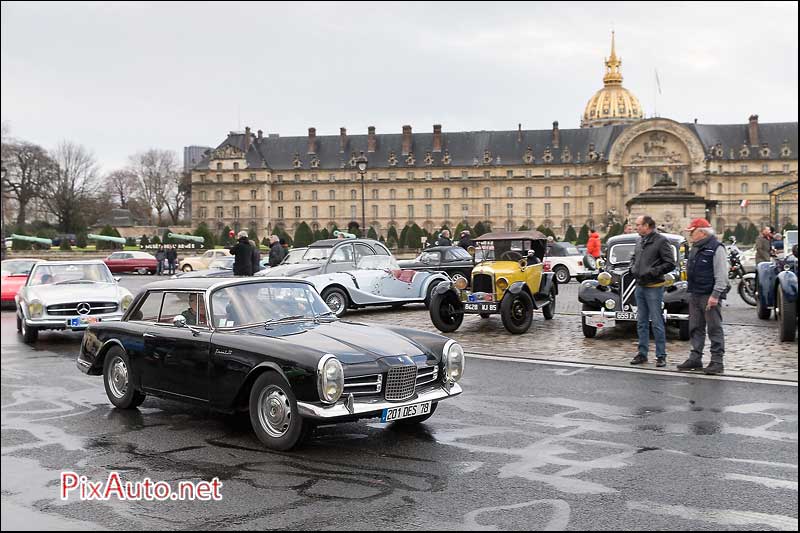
[581,310,689,321]
[297,382,462,421]
[25,314,124,329]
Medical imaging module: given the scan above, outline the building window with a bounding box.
[462,187,469,198]
[762,164,769,173]
[628,172,638,193]
[372,205,378,219]
[329,205,335,218]
[424,172,432,180]
[250,206,256,218]
[311,173,318,182]
[312,190,318,201]
[563,186,570,197]
[312,206,318,219]
[408,205,414,219]
[329,190,336,200]
[294,206,300,218]
[350,205,356,219]
[783,164,790,173]
[564,168,570,177]
[350,189,357,200]
[443,171,451,179]
[483,170,491,179]
[525,186,532,197]
[292,174,299,183]
[199,207,207,218]
[674,171,684,187]
[484,187,491,198]
[507,203,513,217]
[717,183,723,194]
[507,170,514,178]
[484,204,491,217]
[588,202,594,216]
[390,205,396,219]
[588,185,594,196]
[277,191,283,201]
[762,182,769,194]
[741,183,748,193]
[349,173,356,181]
[250,189,257,200]
[506,187,513,197]
[408,188,414,199]
[215,190,223,201]
[390,189,396,199]
[329,174,336,182]
[741,165,748,173]
[444,204,450,218]
[232,162,238,170]
[200,191,207,201]
[277,206,284,219]
[407,171,415,179]
[544,203,551,216]
[462,204,469,218]
[294,190,301,200]
[563,203,570,216]
[525,169,532,178]
[544,169,551,178]
[388,172,396,180]
[526,203,532,217]
[372,189,379,200]
[425,188,432,199]
[544,186,551,197]
[461,170,469,179]
[232,190,239,201]
[216,163,222,170]
[425,204,432,218]
[216,206,223,218]
[216,174,222,183]
[371,172,378,181]
[233,174,239,183]
[443,187,451,199]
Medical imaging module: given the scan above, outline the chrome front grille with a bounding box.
[46,302,118,316]
[343,373,382,396]
[415,365,438,387]
[385,365,418,401]
[620,271,637,309]
[472,273,493,294]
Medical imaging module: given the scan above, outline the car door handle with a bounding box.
[143,333,157,338]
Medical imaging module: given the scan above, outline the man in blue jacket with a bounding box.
[677,218,729,375]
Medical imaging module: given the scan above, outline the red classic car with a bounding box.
[1,258,44,307]
[103,251,158,274]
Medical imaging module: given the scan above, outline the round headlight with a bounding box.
[454,276,468,290]
[317,355,344,404]
[443,340,465,383]
[496,277,509,291]
[28,300,43,318]
[597,272,612,286]
[121,294,133,311]
[604,298,616,310]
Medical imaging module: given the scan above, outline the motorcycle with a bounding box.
[728,237,757,306]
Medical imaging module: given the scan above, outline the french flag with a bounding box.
[740,199,749,208]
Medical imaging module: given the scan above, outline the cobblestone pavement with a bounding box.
[344,281,798,382]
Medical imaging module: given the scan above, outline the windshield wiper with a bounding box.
[53,280,95,285]
[314,311,338,321]
[262,315,307,329]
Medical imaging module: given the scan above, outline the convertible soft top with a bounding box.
[474,230,548,242]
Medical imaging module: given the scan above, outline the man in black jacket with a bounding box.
[628,215,676,368]
[229,231,254,276]
[268,235,286,267]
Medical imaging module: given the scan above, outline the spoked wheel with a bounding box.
[321,287,349,317]
[429,290,464,332]
[500,291,533,334]
[738,276,757,306]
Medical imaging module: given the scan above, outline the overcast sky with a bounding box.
[2,1,798,173]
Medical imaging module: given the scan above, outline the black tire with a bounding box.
[756,294,772,320]
[182,264,193,272]
[500,290,533,334]
[677,305,690,341]
[429,290,464,333]
[321,287,349,317]
[16,312,22,333]
[777,289,797,342]
[542,284,557,320]
[424,280,443,309]
[738,277,757,307]
[249,371,307,451]
[391,402,438,425]
[103,347,146,409]
[553,266,570,284]
[479,313,492,319]
[581,303,598,338]
[20,314,38,344]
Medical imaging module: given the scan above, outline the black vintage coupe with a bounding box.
[397,246,475,286]
[77,278,464,451]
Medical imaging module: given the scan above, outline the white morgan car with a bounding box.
[15,260,133,343]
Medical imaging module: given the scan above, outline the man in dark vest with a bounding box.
[677,218,729,375]
[229,231,254,276]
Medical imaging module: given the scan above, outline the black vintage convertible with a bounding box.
[397,246,475,286]
[77,278,464,451]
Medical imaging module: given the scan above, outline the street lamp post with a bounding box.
[356,152,368,237]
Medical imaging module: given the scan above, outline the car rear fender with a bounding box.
[506,281,528,296]
[233,362,291,412]
[777,270,798,303]
[90,338,126,376]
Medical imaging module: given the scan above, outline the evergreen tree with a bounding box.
[454,222,473,237]
[367,226,378,240]
[76,232,88,249]
[386,225,399,249]
[294,221,314,247]
[408,223,425,249]
[313,229,322,241]
[162,229,172,245]
[564,225,578,243]
[734,223,746,243]
[59,239,72,251]
[319,228,330,240]
[261,237,269,247]
[603,223,623,243]
[151,235,161,245]
[194,222,215,248]
[577,224,590,245]
[722,228,734,242]
[744,223,759,244]
[398,224,410,248]
[98,224,121,250]
[473,221,488,237]
[347,221,362,237]
[518,224,530,231]
[139,235,150,247]
[782,223,797,231]
[219,225,234,247]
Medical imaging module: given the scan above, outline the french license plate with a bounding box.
[68,316,97,328]
[381,401,432,423]
[464,302,498,313]
[615,312,637,321]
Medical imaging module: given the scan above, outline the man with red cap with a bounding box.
[677,218,729,375]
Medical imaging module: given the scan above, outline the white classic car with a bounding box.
[299,255,451,317]
[15,260,133,343]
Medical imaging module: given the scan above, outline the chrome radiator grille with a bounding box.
[415,365,438,387]
[343,373,382,396]
[46,302,118,316]
[385,365,418,401]
[472,273,493,294]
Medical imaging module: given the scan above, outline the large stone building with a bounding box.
[190,35,798,240]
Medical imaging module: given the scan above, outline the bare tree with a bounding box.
[41,141,101,232]
[105,169,138,208]
[2,141,58,227]
[129,149,178,225]
[164,170,191,224]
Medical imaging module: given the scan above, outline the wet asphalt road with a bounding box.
[1,276,797,530]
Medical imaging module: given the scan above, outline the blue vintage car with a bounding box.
[756,243,798,342]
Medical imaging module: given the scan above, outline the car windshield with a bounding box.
[417,251,439,263]
[283,248,307,264]
[1,260,37,276]
[29,264,114,286]
[449,248,471,260]
[609,244,636,264]
[561,244,582,256]
[357,255,399,270]
[210,281,331,328]
[209,257,235,270]
[302,247,332,261]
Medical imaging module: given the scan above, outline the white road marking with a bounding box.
[724,473,798,491]
[626,500,797,530]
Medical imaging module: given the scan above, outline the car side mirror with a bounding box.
[114,276,121,283]
[173,315,187,328]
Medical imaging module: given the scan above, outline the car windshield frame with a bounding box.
[608,242,680,265]
[283,248,307,264]
[209,280,333,329]
[28,263,115,286]
[301,247,332,262]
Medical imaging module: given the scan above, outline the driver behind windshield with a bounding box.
[181,295,199,326]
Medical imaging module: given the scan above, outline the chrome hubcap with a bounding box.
[108,357,128,398]
[258,386,291,438]
[326,294,343,313]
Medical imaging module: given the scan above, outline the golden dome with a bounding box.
[581,32,643,128]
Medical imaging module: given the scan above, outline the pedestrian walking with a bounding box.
[155,246,165,276]
[457,230,474,251]
[677,218,729,375]
[755,226,773,264]
[435,229,452,247]
[166,245,177,275]
[229,231,255,276]
[586,231,601,259]
[268,235,286,267]
[628,215,676,367]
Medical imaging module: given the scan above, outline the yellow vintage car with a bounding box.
[429,231,557,334]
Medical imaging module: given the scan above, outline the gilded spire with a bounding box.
[603,30,623,86]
